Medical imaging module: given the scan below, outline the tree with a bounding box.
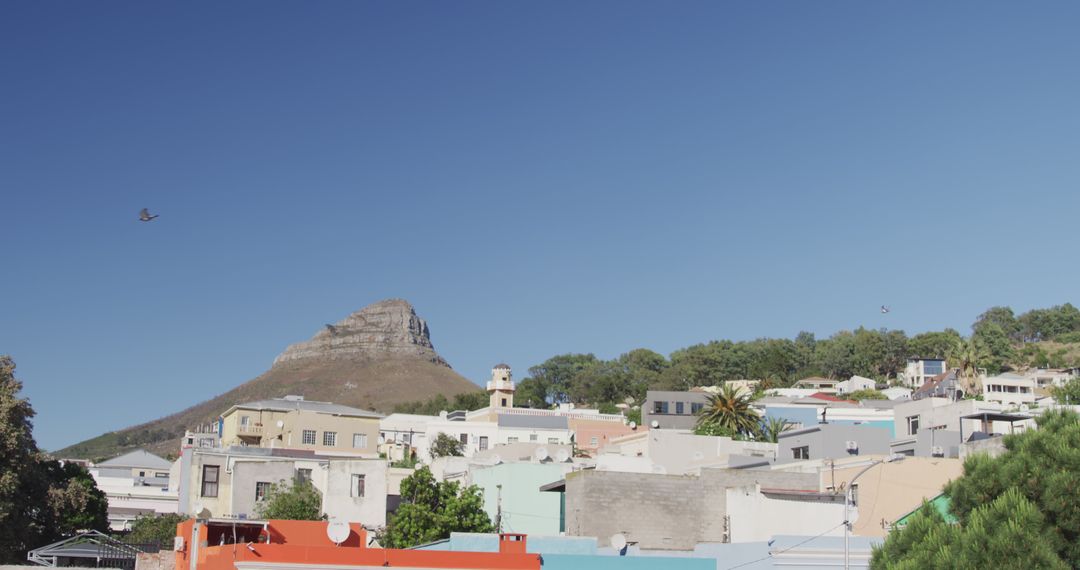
[128,513,188,545]
[696,385,760,437]
[379,466,493,548]
[0,356,109,562]
[948,337,989,394]
[254,479,323,520]
[942,409,1080,564]
[760,416,794,443]
[971,323,1016,374]
[973,306,1021,342]
[845,389,888,401]
[908,329,963,360]
[1051,377,1080,405]
[872,488,1067,569]
[429,432,464,459]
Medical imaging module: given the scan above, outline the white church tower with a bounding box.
[487,363,515,409]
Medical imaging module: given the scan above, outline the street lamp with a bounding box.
[844,453,905,570]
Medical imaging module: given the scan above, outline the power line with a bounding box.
[721,522,848,570]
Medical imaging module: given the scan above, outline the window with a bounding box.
[302,430,316,445]
[850,483,860,506]
[676,402,685,414]
[351,474,365,498]
[479,436,488,451]
[691,402,704,414]
[201,465,219,497]
[240,415,250,428]
[501,398,507,406]
[459,433,469,446]
[507,437,519,444]
[323,431,337,446]
[907,415,920,436]
[255,482,271,502]
[295,468,312,484]
[792,446,810,460]
[353,433,368,449]
[548,438,559,444]
[590,436,599,446]
[198,438,214,448]
[155,472,169,478]
[529,434,538,442]
[139,471,146,477]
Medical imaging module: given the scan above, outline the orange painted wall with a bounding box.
[569,418,637,456]
[175,520,539,570]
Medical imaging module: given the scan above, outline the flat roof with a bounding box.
[960,412,1033,423]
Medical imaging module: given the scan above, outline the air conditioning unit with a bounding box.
[931,446,945,457]
[845,440,859,452]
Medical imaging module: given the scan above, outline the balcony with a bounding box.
[237,423,263,436]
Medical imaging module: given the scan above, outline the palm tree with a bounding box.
[696,385,760,436]
[760,416,794,443]
[949,337,989,395]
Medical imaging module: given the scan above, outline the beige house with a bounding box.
[220,395,383,457]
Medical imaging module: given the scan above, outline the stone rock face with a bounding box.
[273,299,449,367]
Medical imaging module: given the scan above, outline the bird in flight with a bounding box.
[139,208,159,222]
[881,305,891,314]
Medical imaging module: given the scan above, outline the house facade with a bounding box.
[642,390,709,430]
[219,396,382,457]
[89,449,178,531]
[901,358,947,388]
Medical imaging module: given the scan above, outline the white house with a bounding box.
[901,358,947,388]
[982,373,1037,408]
[836,375,877,395]
[89,450,178,531]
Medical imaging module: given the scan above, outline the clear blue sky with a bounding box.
[3,2,1078,451]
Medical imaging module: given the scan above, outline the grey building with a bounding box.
[556,467,824,550]
[642,390,710,430]
[777,423,892,463]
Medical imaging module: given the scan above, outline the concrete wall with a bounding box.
[777,424,891,463]
[135,552,176,570]
[323,459,388,527]
[222,407,381,457]
[230,460,296,518]
[563,468,819,550]
[725,486,845,543]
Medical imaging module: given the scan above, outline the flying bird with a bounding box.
[138,208,159,222]
[881,305,891,314]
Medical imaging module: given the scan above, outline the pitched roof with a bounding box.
[227,397,383,419]
[97,449,172,469]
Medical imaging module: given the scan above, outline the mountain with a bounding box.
[55,299,481,460]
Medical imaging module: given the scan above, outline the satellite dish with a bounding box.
[195,505,211,519]
[534,446,550,462]
[650,420,660,429]
[629,421,637,430]
[555,449,571,463]
[326,521,350,545]
[276,420,285,429]
[611,533,628,553]
[491,454,503,465]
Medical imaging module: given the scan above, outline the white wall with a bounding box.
[323,459,388,527]
[725,485,846,543]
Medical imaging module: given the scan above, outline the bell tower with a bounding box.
[487,363,515,409]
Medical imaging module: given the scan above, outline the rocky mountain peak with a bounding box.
[272,299,449,367]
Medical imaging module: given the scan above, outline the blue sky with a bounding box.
[2,2,1079,451]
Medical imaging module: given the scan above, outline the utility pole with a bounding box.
[495,484,503,532]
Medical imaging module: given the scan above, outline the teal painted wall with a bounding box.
[471,463,566,536]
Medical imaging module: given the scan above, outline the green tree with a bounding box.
[429,432,464,459]
[0,356,109,562]
[1051,377,1080,405]
[971,322,1016,374]
[696,385,760,437]
[907,329,963,360]
[948,337,989,394]
[513,377,551,408]
[973,306,1021,342]
[254,479,323,520]
[760,416,794,443]
[379,466,493,548]
[128,513,189,545]
[943,409,1080,564]
[872,489,1066,569]
[844,389,888,401]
